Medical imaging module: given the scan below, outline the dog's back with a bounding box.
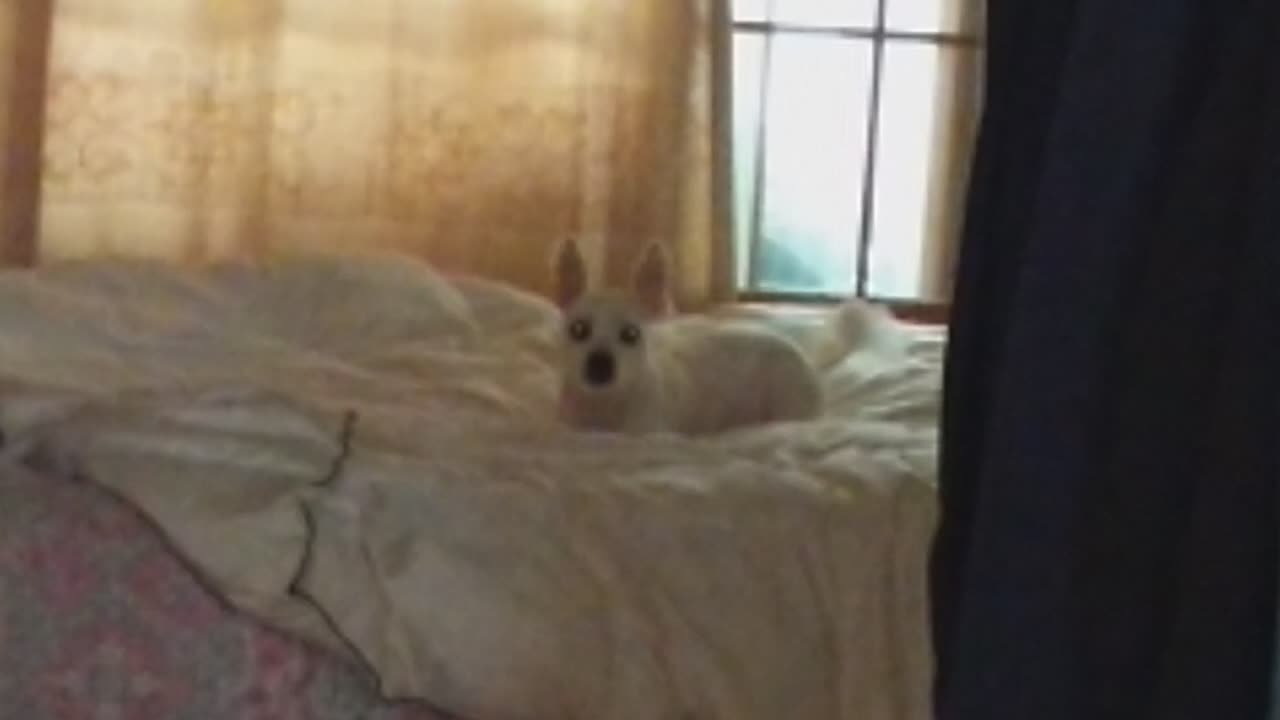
[648,318,822,435]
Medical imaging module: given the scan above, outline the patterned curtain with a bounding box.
[4,0,733,307]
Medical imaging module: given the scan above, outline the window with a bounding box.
[731,0,983,304]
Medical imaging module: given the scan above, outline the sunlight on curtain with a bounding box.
[35,0,732,307]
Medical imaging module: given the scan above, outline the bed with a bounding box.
[0,252,943,719]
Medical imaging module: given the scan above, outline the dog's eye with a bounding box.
[567,319,592,342]
[618,324,641,346]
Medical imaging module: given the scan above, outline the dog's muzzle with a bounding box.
[583,350,616,387]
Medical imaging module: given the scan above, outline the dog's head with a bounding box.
[553,237,672,397]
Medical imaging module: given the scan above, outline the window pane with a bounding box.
[754,36,873,294]
[869,42,979,299]
[731,32,767,289]
[886,0,981,35]
[773,0,875,28]
[731,0,770,22]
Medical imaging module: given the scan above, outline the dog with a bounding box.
[553,237,822,435]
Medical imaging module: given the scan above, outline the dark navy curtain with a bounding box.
[930,0,1280,718]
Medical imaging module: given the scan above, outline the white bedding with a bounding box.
[0,252,942,720]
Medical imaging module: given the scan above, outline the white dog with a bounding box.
[554,238,822,435]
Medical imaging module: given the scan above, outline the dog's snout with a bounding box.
[583,350,616,386]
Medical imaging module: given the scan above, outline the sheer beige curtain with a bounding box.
[9,0,733,307]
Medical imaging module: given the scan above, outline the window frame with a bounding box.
[730,0,982,320]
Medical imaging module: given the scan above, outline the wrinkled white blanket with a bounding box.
[0,252,942,720]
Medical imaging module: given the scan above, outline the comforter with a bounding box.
[0,252,942,720]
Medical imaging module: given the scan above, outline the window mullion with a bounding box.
[743,0,779,289]
[854,0,889,297]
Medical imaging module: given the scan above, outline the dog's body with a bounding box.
[554,239,822,436]
[560,314,822,435]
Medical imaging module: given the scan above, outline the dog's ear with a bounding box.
[553,237,588,308]
[631,241,672,317]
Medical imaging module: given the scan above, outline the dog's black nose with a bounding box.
[583,350,616,386]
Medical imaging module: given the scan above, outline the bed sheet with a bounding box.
[0,252,943,720]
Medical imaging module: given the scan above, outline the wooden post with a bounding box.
[0,0,53,266]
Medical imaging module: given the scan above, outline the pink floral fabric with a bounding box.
[0,461,454,720]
